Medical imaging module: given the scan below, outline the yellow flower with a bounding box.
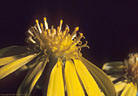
[103,53,138,96]
[0,17,116,96]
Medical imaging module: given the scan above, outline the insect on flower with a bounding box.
[103,53,138,96]
[0,17,116,96]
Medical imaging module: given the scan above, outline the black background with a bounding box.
[0,0,138,94]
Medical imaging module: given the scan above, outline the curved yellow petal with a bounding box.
[81,57,116,96]
[121,82,137,96]
[0,54,37,79]
[74,59,101,96]
[17,57,48,96]
[47,59,64,96]
[65,60,85,96]
[0,56,18,66]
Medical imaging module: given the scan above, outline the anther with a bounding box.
[40,23,44,31]
[71,27,79,39]
[44,17,48,30]
[35,19,42,33]
[59,19,63,32]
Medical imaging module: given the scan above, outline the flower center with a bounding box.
[125,53,138,83]
[26,17,88,58]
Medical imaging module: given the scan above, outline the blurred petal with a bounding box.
[74,59,101,96]
[18,65,28,71]
[47,59,64,96]
[121,83,137,96]
[107,76,118,81]
[0,56,18,66]
[103,62,125,78]
[0,46,28,58]
[103,61,124,69]
[80,57,116,96]
[17,57,48,96]
[0,54,37,79]
[65,60,85,96]
[36,56,58,94]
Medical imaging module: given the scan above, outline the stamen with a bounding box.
[27,18,88,58]
[40,23,44,31]
[59,19,63,32]
[34,26,38,31]
[72,33,84,46]
[51,25,54,30]
[72,34,76,40]
[71,27,79,39]
[79,41,89,48]
[36,19,42,33]
[44,17,48,30]
[43,31,47,39]
[51,28,56,37]
[28,37,36,43]
[66,25,70,32]
[62,25,69,38]
[28,30,34,36]
[47,29,51,36]
[57,26,60,35]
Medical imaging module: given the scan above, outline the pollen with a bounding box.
[27,17,88,58]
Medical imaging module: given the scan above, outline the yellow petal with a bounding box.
[47,59,64,96]
[114,81,127,93]
[121,82,137,96]
[74,59,101,96]
[17,57,48,96]
[81,57,116,96]
[0,54,37,79]
[65,60,85,96]
[0,56,18,66]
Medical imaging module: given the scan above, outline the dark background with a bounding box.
[0,0,138,95]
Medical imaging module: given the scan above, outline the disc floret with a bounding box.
[27,17,88,59]
[125,53,138,83]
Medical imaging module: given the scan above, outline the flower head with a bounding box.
[103,53,138,96]
[0,17,116,96]
[27,18,87,59]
